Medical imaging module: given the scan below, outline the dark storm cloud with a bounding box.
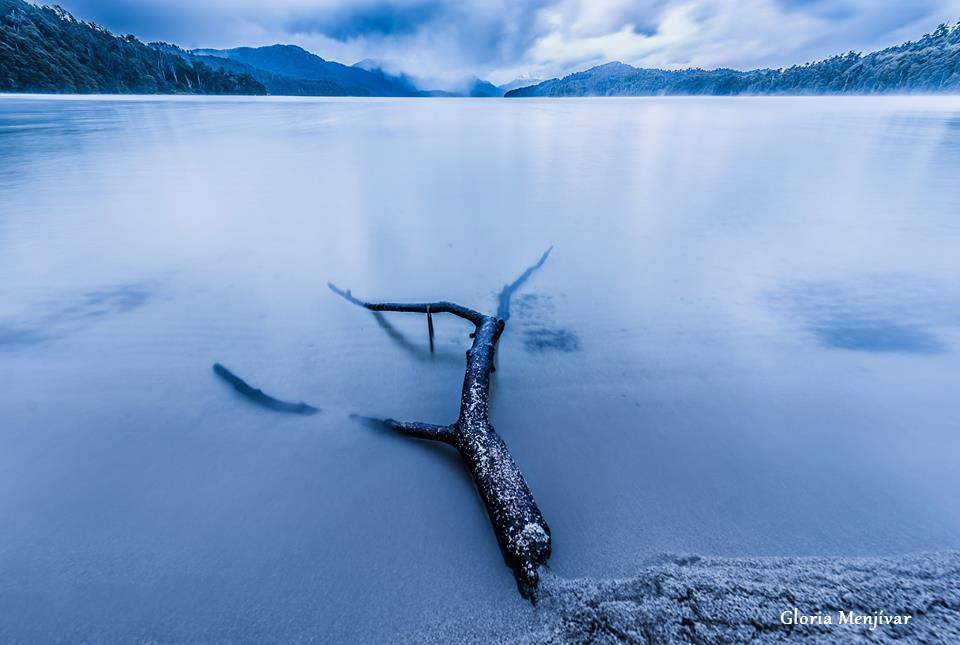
[285,1,443,40]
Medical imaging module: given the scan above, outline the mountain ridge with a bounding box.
[506,21,960,97]
[192,44,419,96]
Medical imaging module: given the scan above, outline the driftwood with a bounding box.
[213,363,319,415]
[329,248,553,599]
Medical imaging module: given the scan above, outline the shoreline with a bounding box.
[509,551,960,643]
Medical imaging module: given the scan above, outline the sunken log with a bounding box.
[213,363,319,415]
[329,248,553,600]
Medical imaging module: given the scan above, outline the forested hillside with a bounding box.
[0,0,265,94]
[507,21,960,96]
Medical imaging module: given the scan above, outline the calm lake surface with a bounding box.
[2,95,960,642]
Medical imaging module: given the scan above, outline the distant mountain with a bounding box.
[352,60,501,97]
[466,77,502,97]
[499,77,543,93]
[507,21,960,97]
[194,45,418,97]
[410,77,502,97]
[351,59,424,95]
[0,0,264,94]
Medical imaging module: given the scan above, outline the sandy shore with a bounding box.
[510,551,960,643]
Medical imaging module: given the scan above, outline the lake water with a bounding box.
[2,95,960,643]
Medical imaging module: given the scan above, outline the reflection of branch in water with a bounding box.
[328,248,554,601]
[213,363,319,415]
[371,311,462,364]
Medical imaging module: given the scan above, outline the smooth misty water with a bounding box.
[1,96,960,643]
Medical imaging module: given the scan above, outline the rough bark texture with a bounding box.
[328,249,553,599]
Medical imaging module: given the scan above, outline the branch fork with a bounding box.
[329,247,553,599]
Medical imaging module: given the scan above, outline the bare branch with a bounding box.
[384,419,457,444]
[213,363,319,415]
[328,283,484,326]
[328,249,556,601]
[496,246,553,321]
[326,283,366,307]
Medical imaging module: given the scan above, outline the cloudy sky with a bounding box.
[55,0,960,85]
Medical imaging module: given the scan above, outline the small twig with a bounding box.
[427,305,435,354]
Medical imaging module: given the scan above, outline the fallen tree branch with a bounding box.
[213,363,319,415]
[328,249,554,600]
